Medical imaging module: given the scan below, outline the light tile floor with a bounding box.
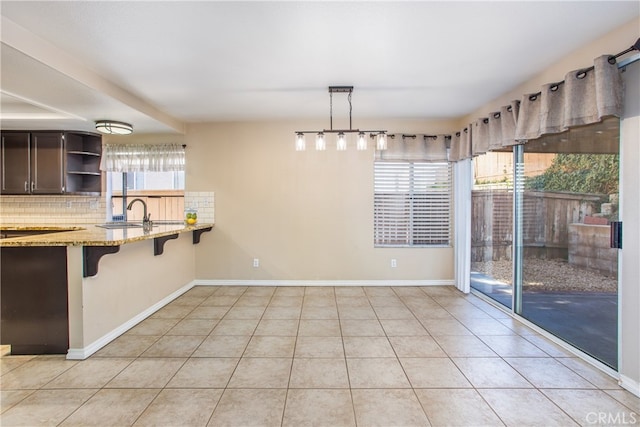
[1,285,639,426]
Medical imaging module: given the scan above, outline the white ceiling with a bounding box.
[1,1,638,134]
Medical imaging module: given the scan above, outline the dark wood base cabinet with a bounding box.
[1,246,69,354]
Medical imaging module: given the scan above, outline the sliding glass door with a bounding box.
[472,117,619,369]
[471,151,514,309]
[515,117,619,369]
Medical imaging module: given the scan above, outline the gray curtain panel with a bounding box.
[515,92,542,141]
[376,133,449,162]
[539,81,566,135]
[500,101,520,147]
[448,127,472,162]
[424,52,624,163]
[472,118,490,156]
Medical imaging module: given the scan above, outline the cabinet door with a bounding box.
[0,132,30,194]
[31,132,65,194]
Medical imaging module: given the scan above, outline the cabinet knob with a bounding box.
[31,181,35,192]
[24,181,28,192]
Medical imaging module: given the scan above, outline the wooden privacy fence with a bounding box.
[111,191,185,221]
[471,190,603,262]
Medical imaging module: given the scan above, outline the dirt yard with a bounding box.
[472,258,617,293]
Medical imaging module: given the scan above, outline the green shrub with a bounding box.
[525,154,618,195]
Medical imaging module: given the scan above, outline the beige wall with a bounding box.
[67,233,196,356]
[103,133,185,145]
[186,119,457,281]
[461,17,640,124]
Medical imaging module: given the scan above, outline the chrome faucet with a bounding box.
[127,198,153,231]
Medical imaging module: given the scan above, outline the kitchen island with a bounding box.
[0,222,213,359]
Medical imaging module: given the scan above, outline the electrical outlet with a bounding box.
[391,259,397,268]
[66,201,72,208]
[89,200,98,210]
[253,258,260,268]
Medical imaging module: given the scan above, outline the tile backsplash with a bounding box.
[184,191,215,223]
[0,191,214,224]
[0,195,106,224]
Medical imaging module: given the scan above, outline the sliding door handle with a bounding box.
[610,221,622,249]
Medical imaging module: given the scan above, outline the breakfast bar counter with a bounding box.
[0,222,213,247]
[0,222,213,360]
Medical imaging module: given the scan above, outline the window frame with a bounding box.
[374,160,452,248]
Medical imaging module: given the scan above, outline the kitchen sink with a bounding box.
[96,222,144,229]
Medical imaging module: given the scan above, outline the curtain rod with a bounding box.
[581,37,640,73]
[618,53,639,68]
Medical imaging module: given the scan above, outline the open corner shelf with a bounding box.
[65,132,102,195]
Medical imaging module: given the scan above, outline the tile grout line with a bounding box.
[2,285,639,426]
[335,286,359,427]
[390,286,438,426]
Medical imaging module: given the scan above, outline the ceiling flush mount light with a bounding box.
[95,120,133,135]
[294,86,387,151]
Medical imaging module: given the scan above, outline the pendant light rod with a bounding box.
[328,86,354,131]
[295,129,387,134]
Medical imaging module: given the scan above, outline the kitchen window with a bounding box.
[107,171,185,221]
[374,161,452,247]
[101,143,186,221]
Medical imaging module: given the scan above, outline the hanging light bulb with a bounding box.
[315,132,326,151]
[295,133,306,151]
[376,133,387,150]
[357,132,367,150]
[336,132,347,151]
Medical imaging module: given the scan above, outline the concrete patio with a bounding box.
[471,272,617,369]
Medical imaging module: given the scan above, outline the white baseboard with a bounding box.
[619,374,640,398]
[66,280,196,360]
[194,279,455,287]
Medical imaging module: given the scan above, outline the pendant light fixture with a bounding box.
[295,86,387,151]
[95,120,133,135]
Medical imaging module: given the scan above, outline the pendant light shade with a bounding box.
[336,132,347,151]
[295,132,306,151]
[95,120,133,135]
[376,133,387,150]
[315,132,326,151]
[357,132,367,150]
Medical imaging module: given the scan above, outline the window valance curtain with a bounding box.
[375,133,448,162]
[449,53,624,161]
[100,143,185,172]
[448,128,472,162]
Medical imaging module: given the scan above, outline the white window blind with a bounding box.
[374,161,452,247]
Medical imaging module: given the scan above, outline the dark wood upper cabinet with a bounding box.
[31,132,65,194]
[1,132,31,194]
[0,130,102,195]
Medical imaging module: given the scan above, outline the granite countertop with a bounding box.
[0,222,214,247]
